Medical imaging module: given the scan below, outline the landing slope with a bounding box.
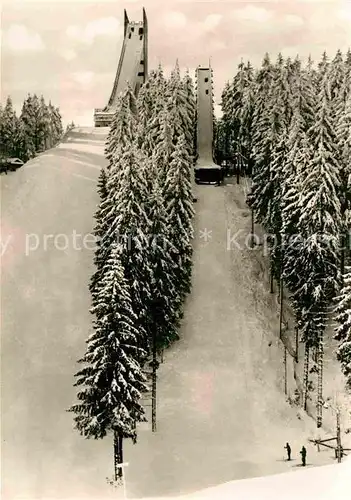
[1,127,113,499]
[184,458,350,500]
[123,182,336,498]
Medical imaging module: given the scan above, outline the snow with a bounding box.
[182,457,351,500]
[121,179,350,498]
[1,129,350,499]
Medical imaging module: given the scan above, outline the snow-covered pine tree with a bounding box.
[251,53,274,168]
[344,49,351,98]
[246,104,272,223]
[36,96,51,152]
[299,78,342,306]
[247,54,274,218]
[136,79,153,151]
[30,94,42,152]
[334,267,351,389]
[147,178,181,350]
[219,80,234,162]
[102,87,140,237]
[12,116,30,160]
[164,133,195,299]
[328,50,345,105]
[138,65,168,155]
[281,112,311,327]
[282,193,305,376]
[106,145,152,353]
[235,61,253,163]
[317,51,330,91]
[20,94,37,158]
[105,84,138,168]
[181,69,196,156]
[148,64,166,106]
[151,107,174,185]
[0,96,17,158]
[264,54,291,284]
[219,61,247,167]
[213,118,226,166]
[299,57,317,131]
[142,94,166,154]
[335,94,351,275]
[69,242,148,480]
[238,61,255,176]
[89,167,109,304]
[48,102,63,145]
[298,77,342,426]
[283,58,336,322]
[166,63,193,153]
[166,59,181,98]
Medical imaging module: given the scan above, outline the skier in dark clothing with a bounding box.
[284,442,291,460]
[300,446,306,466]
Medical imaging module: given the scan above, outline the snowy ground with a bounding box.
[1,134,350,499]
[1,128,112,499]
[122,177,349,499]
[226,176,351,438]
[184,456,351,500]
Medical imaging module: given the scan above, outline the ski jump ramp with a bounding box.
[194,66,222,184]
[94,8,148,127]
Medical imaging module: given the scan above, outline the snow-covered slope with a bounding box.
[183,456,351,500]
[121,181,346,499]
[1,133,348,499]
[1,127,112,499]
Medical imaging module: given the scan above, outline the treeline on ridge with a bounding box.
[0,94,63,163]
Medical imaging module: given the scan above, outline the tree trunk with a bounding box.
[303,345,310,411]
[336,410,342,463]
[270,266,274,294]
[250,210,255,248]
[340,240,345,277]
[284,346,288,396]
[113,431,123,481]
[295,327,299,363]
[236,151,240,184]
[279,275,284,340]
[317,334,324,428]
[152,326,157,432]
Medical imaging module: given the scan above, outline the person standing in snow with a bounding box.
[284,442,291,460]
[300,446,306,466]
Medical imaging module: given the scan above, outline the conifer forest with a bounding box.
[69,65,196,478]
[218,50,351,422]
[0,94,63,165]
[67,51,351,481]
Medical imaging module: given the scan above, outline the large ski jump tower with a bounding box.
[94,8,148,127]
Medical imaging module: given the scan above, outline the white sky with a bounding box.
[1,0,351,125]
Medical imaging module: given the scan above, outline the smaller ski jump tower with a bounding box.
[94,8,148,127]
[194,64,221,183]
